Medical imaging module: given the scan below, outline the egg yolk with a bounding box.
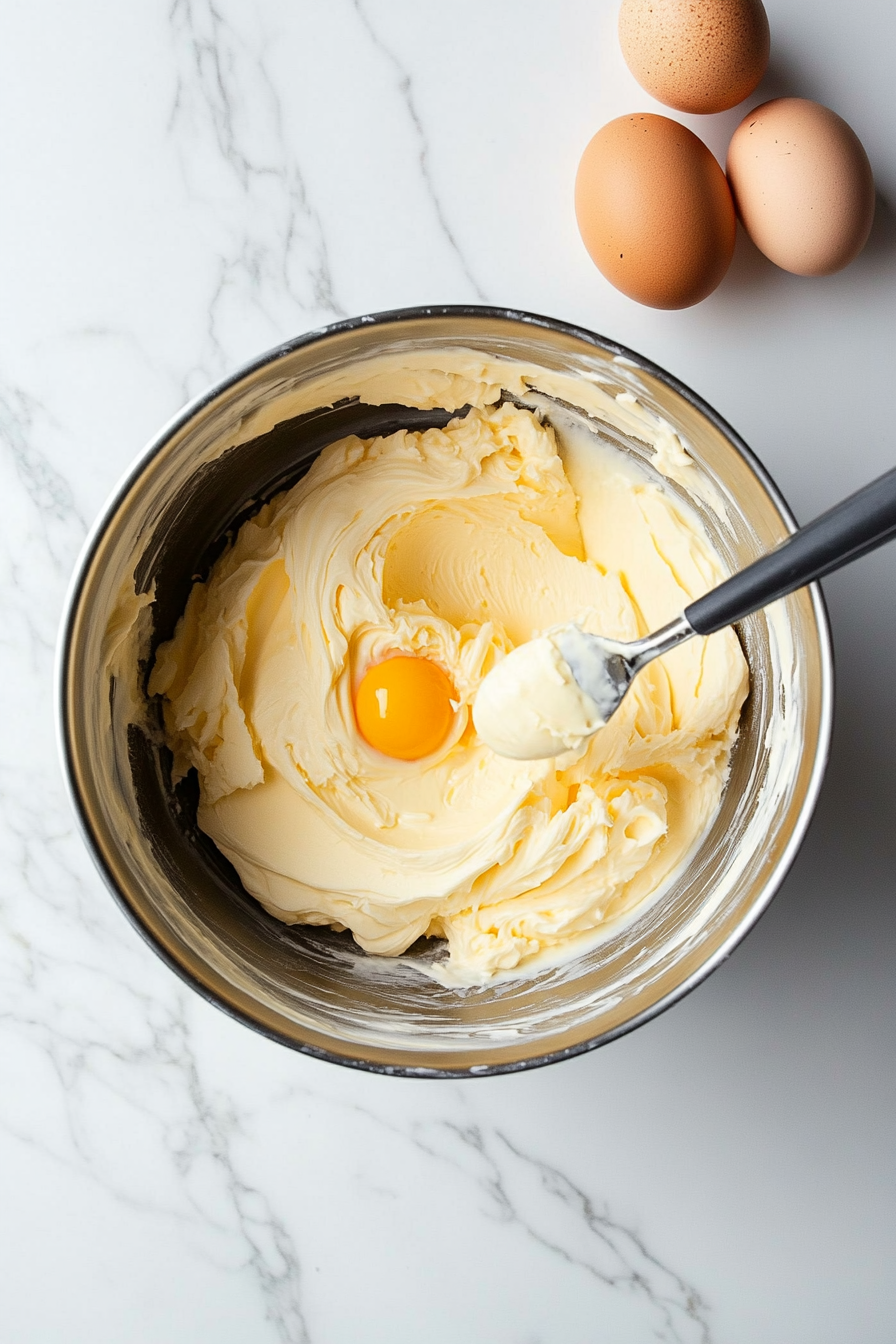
[354,655,456,761]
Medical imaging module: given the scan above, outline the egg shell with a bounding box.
[575,114,736,309]
[618,0,770,115]
[726,98,876,276]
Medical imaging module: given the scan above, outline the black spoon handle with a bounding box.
[685,465,896,637]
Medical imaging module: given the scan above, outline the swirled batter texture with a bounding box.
[150,393,748,984]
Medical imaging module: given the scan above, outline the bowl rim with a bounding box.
[55,303,835,1078]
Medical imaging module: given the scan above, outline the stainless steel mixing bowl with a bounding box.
[57,307,833,1076]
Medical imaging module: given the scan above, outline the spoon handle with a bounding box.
[685,465,896,637]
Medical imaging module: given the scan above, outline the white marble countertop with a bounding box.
[2,2,895,1339]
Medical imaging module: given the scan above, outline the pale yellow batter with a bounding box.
[149,356,748,984]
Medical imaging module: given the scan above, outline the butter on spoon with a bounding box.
[474,463,896,761]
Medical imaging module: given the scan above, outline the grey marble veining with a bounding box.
[349,0,488,303]
[169,0,346,388]
[1,1,895,1340]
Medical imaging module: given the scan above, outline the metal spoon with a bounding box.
[474,463,896,761]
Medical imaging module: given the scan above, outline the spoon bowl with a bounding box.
[476,464,896,763]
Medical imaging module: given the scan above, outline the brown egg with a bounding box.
[727,98,876,276]
[575,114,736,309]
[619,0,770,115]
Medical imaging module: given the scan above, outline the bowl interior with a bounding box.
[61,310,831,1075]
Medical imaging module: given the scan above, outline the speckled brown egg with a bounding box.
[619,0,770,115]
[575,113,736,309]
[727,98,876,275]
